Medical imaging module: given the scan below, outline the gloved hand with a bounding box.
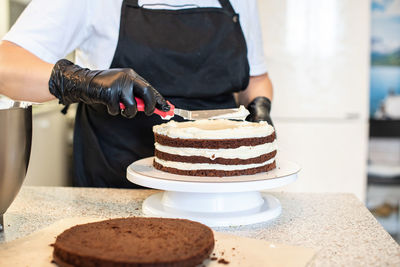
[245,96,274,126]
[49,59,170,118]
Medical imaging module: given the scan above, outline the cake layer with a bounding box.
[155,150,277,165]
[153,119,275,139]
[154,157,275,171]
[154,160,276,177]
[155,132,276,149]
[155,140,277,160]
[53,217,214,267]
[152,119,277,177]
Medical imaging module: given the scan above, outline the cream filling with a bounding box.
[154,157,275,171]
[153,119,274,139]
[208,105,250,120]
[155,141,277,160]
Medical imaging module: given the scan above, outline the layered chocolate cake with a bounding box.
[153,119,277,176]
[53,217,214,267]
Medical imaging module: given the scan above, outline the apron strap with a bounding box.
[218,0,236,14]
[127,0,139,7]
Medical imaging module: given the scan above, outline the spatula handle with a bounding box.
[119,97,175,119]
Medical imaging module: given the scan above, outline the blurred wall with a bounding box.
[258,0,370,200]
[0,0,10,37]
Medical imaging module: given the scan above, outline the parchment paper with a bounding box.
[0,217,316,267]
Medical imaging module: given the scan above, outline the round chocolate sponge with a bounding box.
[53,217,214,267]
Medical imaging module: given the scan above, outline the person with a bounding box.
[0,0,274,188]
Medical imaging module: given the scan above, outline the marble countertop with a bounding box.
[1,186,399,266]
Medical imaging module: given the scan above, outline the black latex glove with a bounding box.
[245,96,274,126]
[49,59,170,118]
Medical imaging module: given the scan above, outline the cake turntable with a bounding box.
[127,157,300,227]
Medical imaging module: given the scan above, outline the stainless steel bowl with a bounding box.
[0,101,32,232]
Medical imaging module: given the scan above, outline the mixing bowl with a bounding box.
[0,100,32,232]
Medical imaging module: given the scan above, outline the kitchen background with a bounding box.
[0,0,399,242]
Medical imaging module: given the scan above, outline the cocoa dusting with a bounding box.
[218,258,230,264]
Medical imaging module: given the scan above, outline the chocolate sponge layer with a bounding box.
[155,131,276,149]
[155,150,277,165]
[153,160,276,177]
[53,217,214,267]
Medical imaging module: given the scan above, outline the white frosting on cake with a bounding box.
[154,157,275,171]
[153,119,274,139]
[153,119,277,175]
[208,105,250,120]
[155,140,277,160]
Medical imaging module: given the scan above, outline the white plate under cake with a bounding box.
[153,119,277,176]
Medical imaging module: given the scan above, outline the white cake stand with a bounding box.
[127,157,300,227]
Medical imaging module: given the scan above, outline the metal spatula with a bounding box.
[120,98,249,120]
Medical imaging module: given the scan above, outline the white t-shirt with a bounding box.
[3,0,267,76]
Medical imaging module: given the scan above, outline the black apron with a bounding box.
[73,0,250,188]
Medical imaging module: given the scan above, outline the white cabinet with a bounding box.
[258,0,370,120]
[258,0,370,201]
[269,119,368,200]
